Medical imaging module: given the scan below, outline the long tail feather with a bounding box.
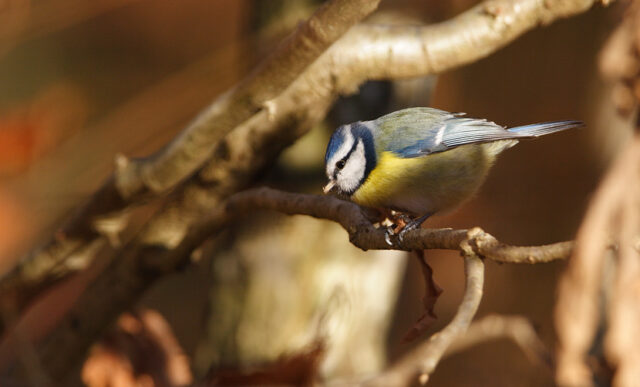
[507,120,584,138]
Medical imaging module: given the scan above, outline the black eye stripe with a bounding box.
[343,139,359,162]
[333,138,359,178]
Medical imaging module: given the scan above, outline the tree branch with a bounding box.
[1,0,600,323]
[328,0,600,86]
[32,187,571,381]
[0,0,381,331]
[445,314,552,369]
[122,0,382,196]
[3,0,601,376]
[226,188,573,263]
[555,134,640,387]
[365,250,485,386]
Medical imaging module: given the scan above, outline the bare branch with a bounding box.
[364,251,485,386]
[605,149,640,387]
[446,314,552,369]
[226,188,573,263]
[1,0,600,322]
[0,0,380,331]
[31,186,572,381]
[3,0,602,376]
[554,6,640,385]
[328,0,601,87]
[122,0,382,196]
[555,134,640,387]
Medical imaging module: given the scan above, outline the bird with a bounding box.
[323,107,583,242]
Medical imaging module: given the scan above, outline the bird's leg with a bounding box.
[392,213,412,234]
[398,213,432,242]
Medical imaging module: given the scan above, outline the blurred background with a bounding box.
[0,0,630,386]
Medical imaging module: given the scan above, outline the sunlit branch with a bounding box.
[2,0,603,378]
[1,1,599,324]
[32,185,573,382]
[0,0,381,333]
[226,188,573,263]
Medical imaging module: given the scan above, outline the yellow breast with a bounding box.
[351,144,504,214]
[352,152,424,207]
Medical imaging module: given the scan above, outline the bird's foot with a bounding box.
[397,215,428,241]
[381,211,410,245]
[383,212,432,244]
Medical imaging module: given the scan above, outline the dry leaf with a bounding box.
[403,250,443,342]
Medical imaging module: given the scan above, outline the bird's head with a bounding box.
[323,123,377,196]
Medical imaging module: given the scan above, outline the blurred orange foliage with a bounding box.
[0,83,88,176]
[0,188,29,272]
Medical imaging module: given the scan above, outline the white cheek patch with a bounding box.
[326,128,355,177]
[336,140,366,193]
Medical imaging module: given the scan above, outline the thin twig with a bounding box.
[445,314,552,369]
[364,250,485,386]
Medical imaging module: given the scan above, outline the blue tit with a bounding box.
[323,107,582,236]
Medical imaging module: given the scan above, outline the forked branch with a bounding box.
[32,187,573,381]
[0,0,601,329]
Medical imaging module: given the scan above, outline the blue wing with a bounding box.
[372,107,582,158]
